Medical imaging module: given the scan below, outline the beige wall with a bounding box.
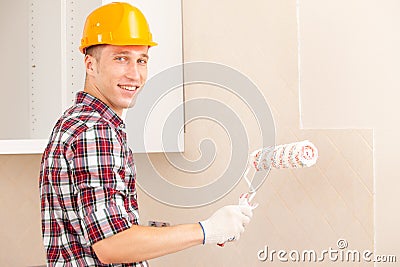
[0,0,388,266]
[0,155,45,266]
[299,0,400,264]
[143,1,373,266]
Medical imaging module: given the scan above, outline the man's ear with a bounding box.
[84,54,97,76]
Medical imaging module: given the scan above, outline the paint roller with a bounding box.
[243,139,318,203]
[218,140,318,247]
[251,139,318,171]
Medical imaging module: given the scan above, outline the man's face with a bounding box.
[85,45,149,116]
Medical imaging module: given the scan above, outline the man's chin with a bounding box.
[127,98,137,108]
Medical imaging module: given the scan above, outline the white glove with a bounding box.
[199,204,253,245]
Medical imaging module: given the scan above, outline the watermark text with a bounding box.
[258,239,396,263]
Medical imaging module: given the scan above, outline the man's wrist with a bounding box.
[198,222,206,244]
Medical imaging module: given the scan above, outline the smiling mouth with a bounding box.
[119,85,139,92]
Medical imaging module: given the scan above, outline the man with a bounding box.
[39,2,253,266]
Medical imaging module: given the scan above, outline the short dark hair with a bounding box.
[85,44,106,61]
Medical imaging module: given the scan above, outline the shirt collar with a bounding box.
[75,91,124,129]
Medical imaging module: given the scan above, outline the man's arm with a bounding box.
[93,204,253,264]
[70,124,253,264]
[93,223,202,264]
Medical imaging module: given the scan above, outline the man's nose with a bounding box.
[126,62,141,80]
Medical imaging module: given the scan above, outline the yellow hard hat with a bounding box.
[80,2,157,54]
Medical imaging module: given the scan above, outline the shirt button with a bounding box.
[119,124,125,129]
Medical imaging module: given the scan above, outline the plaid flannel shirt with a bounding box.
[39,92,148,266]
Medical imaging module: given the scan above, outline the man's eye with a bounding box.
[138,58,148,64]
[115,56,127,62]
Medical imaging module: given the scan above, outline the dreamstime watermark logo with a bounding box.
[337,238,348,250]
[125,62,276,207]
[257,239,397,263]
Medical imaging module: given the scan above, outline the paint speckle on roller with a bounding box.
[251,140,318,171]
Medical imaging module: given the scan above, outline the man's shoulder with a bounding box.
[64,104,104,127]
[53,104,114,142]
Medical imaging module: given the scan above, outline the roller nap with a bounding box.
[250,140,318,171]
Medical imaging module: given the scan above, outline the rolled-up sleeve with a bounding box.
[68,123,134,246]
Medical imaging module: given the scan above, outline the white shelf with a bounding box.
[0,0,184,154]
[0,140,48,155]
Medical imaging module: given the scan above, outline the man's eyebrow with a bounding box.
[112,51,149,58]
